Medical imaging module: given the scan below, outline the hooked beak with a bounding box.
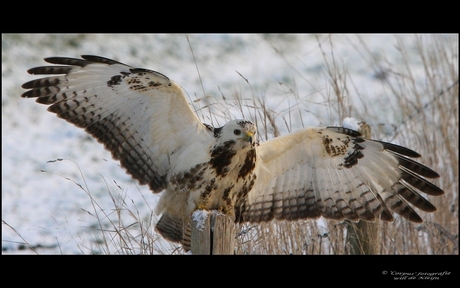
[244,131,254,143]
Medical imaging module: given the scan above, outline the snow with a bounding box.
[2,34,456,254]
[192,210,210,231]
[192,210,223,232]
[342,117,361,131]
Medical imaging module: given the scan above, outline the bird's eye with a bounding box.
[233,129,241,136]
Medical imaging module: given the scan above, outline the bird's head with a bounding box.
[214,119,257,148]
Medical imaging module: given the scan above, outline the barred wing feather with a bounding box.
[238,127,443,223]
[22,55,209,193]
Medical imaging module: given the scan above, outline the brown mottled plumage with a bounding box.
[22,55,444,252]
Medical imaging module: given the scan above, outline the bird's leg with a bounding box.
[196,203,207,211]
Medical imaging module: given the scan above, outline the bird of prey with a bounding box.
[22,55,444,251]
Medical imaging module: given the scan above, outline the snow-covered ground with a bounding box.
[2,34,457,254]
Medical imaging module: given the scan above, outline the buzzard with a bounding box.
[22,55,444,251]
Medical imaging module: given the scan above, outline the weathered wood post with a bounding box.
[191,210,236,254]
[346,121,380,254]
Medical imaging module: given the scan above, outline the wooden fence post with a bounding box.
[191,211,236,255]
[346,121,381,255]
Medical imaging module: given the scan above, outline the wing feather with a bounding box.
[238,126,443,223]
[22,55,210,193]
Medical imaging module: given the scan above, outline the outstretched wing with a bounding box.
[237,126,443,223]
[22,55,210,193]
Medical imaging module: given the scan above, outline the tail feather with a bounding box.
[155,213,191,252]
[156,213,184,243]
[181,220,192,252]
